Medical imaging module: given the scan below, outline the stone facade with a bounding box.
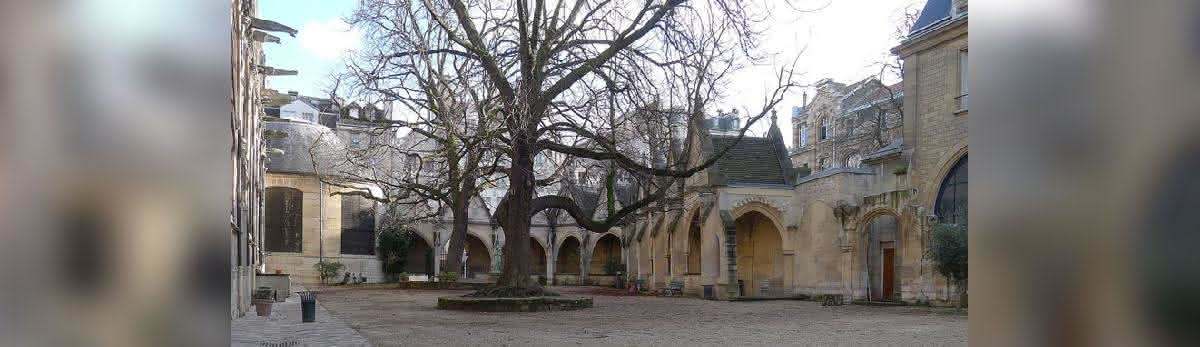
[621,0,967,305]
[231,0,291,318]
[790,78,903,172]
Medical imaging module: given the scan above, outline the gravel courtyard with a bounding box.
[317,286,966,346]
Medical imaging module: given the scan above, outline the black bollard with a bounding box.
[299,291,316,323]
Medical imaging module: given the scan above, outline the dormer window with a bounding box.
[350,108,359,119]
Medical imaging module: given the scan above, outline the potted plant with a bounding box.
[252,287,274,316]
[397,272,411,282]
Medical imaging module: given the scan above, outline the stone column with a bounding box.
[720,210,739,300]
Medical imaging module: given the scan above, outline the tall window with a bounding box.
[340,195,376,255]
[957,49,969,110]
[845,153,863,168]
[936,155,968,224]
[265,187,303,252]
[818,119,828,140]
[799,124,809,146]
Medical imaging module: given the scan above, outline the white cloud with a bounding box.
[297,18,361,60]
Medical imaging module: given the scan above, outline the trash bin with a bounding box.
[702,285,714,300]
[299,291,316,323]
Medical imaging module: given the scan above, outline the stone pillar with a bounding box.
[720,210,739,300]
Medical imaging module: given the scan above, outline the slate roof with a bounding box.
[911,0,952,35]
[264,120,347,175]
[564,185,602,220]
[710,135,788,185]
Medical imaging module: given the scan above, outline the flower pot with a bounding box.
[253,299,273,317]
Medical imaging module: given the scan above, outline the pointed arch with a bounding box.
[555,236,582,275]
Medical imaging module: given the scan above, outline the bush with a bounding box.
[439,272,459,283]
[602,258,624,275]
[253,287,274,300]
[377,224,416,282]
[313,260,345,284]
[537,274,548,286]
[927,212,968,307]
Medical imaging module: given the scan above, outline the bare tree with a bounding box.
[341,0,801,294]
[314,0,509,274]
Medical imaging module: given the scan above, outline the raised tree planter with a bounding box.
[436,296,593,312]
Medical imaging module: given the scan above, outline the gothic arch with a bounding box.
[853,208,904,301]
[923,142,969,210]
[731,200,789,250]
[555,235,583,275]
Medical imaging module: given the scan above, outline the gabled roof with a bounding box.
[709,135,789,185]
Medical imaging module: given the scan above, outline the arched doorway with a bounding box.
[734,211,783,297]
[530,238,547,276]
[862,214,900,301]
[686,210,703,274]
[464,234,490,279]
[590,234,623,275]
[404,236,435,277]
[555,236,581,275]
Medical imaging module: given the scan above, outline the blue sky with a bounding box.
[260,0,359,98]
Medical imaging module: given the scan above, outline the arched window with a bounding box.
[265,187,303,252]
[845,153,863,168]
[340,195,376,255]
[935,155,968,224]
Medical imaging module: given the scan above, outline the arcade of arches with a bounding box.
[621,151,967,303]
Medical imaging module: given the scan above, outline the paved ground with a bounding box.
[231,284,370,347]
[315,286,967,346]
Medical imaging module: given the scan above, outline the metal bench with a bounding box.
[659,280,685,296]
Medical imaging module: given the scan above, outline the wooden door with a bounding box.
[882,248,895,300]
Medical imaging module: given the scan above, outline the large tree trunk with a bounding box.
[496,135,536,288]
[443,174,478,277]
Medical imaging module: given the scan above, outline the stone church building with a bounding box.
[623,0,967,303]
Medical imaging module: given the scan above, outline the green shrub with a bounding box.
[927,211,968,307]
[313,260,345,284]
[253,287,273,300]
[377,223,416,282]
[439,272,459,282]
[537,274,548,286]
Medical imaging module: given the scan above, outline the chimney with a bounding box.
[803,91,808,110]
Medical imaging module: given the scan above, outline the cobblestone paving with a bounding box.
[231,284,370,347]
[317,286,967,346]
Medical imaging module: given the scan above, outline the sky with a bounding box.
[261,0,924,149]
